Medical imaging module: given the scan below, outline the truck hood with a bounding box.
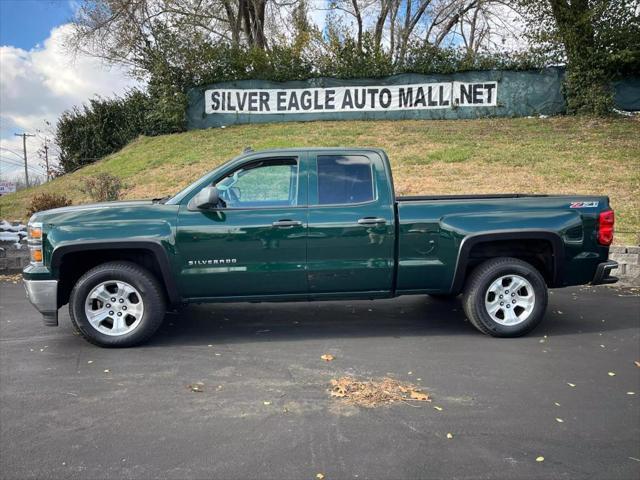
[29,200,155,223]
[30,199,180,248]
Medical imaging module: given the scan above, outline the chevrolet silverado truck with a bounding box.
[23,148,618,347]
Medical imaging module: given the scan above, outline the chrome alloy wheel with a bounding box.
[84,281,144,336]
[484,274,535,326]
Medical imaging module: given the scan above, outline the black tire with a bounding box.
[69,261,166,347]
[462,257,548,337]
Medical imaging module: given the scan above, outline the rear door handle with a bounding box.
[272,219,303,228]
[357,217,387,225]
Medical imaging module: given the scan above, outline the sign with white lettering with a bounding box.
[205,82,497,115]
[0,181,16,196]
[188,69,570,129]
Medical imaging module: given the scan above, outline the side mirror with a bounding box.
[188,186,220,210]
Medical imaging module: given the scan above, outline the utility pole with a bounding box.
[43,139,50,181]
[14,132,36,187]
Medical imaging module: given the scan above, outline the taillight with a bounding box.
[597,209,614,246]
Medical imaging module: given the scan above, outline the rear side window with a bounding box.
[317,155,374,205]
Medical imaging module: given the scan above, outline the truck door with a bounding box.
[176,155,308,299]
[306,151,395,296]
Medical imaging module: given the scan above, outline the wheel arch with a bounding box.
[450,230,564,294]
[51,241,180,307]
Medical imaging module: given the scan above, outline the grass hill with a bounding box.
[1,117,638,244]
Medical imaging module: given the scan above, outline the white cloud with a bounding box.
[0,23,139,180]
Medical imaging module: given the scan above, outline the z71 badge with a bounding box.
[570,201,599,208]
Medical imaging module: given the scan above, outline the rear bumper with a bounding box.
[591,261,619,285]
[23,279,58,326]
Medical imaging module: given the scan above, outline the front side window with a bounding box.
[317,155,374,205]
[215,158,298,208]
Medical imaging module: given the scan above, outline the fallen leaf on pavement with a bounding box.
[634,361,640,368]
[536,456,545,462]
[316,474,325,480]
[321,354,335,362]
[567,383,576,387]
[608,372,616,377]
[555,418,564,423]
[409,390,430,402]
[188,383,204,393]
[103,369,110,373]
[446,433,453,439]
[263,401,272,406]
[434,406,443,411]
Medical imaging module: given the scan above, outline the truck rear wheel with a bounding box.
[69,261,166,347]
[462,257,548,337]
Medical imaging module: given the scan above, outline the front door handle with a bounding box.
[272,219,303,228]
[357,217,387,226]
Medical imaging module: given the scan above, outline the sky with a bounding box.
[0,0,138,182]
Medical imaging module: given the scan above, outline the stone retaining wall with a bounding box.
[609,246,640,286]
[0,220,29,274]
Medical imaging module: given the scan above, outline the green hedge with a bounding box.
[55,90,185,173]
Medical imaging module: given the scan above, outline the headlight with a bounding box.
[27,222,43,266]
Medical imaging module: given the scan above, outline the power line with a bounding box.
[0,156,46,174]
[0,147,25,161]
[0,149,48,171]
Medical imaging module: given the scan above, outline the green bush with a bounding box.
[55,89,184,173]
[81,173,123,202]
[27,193,72,217]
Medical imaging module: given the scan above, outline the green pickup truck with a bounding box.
[23,148,618,347]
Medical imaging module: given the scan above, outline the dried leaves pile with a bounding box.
[0,274,22,283]
[329,376,430,408]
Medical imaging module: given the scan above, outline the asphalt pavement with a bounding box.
[1,281,639,480]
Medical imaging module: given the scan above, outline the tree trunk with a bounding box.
[351,0,364,51]
[374,0,392,50]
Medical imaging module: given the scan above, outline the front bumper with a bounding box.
[23,279,59,326]
[591,260,619,285]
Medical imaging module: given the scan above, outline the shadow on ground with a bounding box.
[144,286,635,347]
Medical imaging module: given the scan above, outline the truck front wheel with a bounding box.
[462,257,548,337]
[69,261,166,347]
